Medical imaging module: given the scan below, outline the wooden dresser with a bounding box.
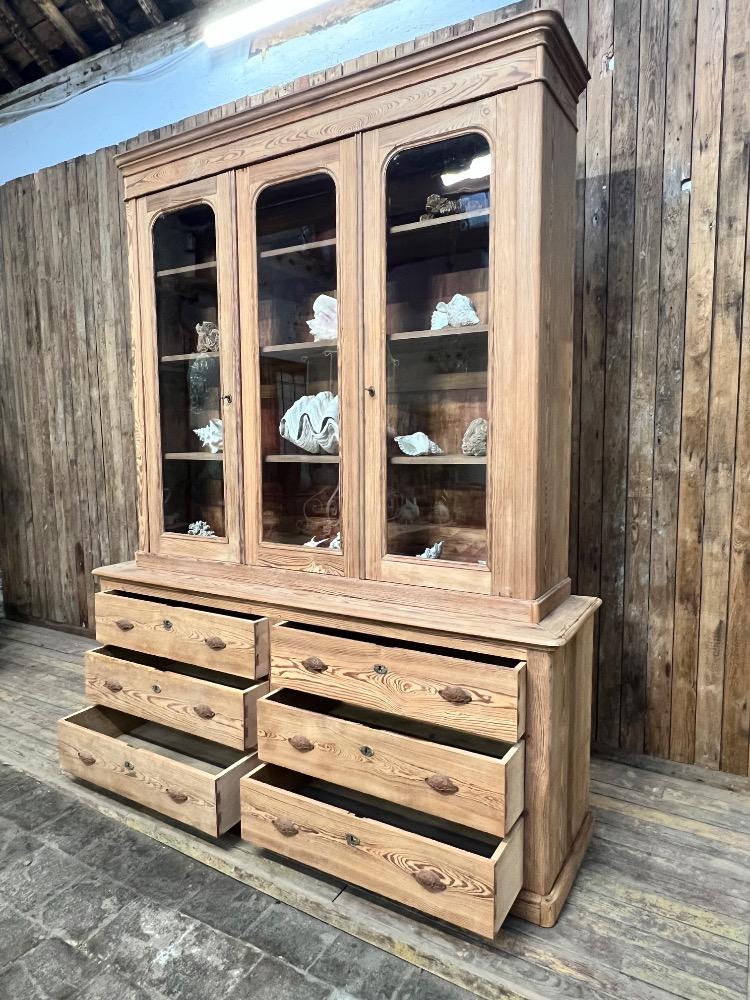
[59,10,596,938]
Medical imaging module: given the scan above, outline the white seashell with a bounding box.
[394,432,443,457]
[193,418,223,453]
[430,293,480,330]
[303,530,341,550]
[329,531,342,550]
[303,535,328,547]
[417,540,443,560]
[279,391,339,454]
[187,520,215,537]
[195,321,219,353]
[306,294,338,342]
[395,497,420,523]
[461,417,488,456]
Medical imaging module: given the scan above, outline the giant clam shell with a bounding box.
[306,294,338,342]
[394,432,443,456]
[430,293,480,330]
[193,417,223,453]
[279,390,339,454]
[461,417,488,456]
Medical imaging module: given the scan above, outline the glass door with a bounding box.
[239,140,359,577]
[138,175,241,561]
[363,103,496,594]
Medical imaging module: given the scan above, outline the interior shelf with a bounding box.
[155,261,217,278]
[160,352,220,363]
[389,208,490,235]
[259,237,336,258]
[390,455,487,465]
[261,340,338,361]
[163,452,224,462]
[265,454,340,464]
[388,326,488,342]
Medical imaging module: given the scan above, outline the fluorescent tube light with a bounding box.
[441,153,492,187]
[203,0,328,48]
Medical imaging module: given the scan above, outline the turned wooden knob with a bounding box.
[439,685,472,706]
[104,679,123,693]
[302,656,327,673]
[425,774,458,795]
[289,735,314,753]
[273,817,299,837]
[193,704,216,720]
[167,788,188,804]
[413,869,446,892]
[77,750,96,766]
[114,619,134,631]
[204,636,226,650]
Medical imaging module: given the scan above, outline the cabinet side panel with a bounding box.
[127,200,149,554]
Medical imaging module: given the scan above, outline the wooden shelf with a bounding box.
[163,452,223,462]
[390,455,487,465]
[265,454,340,463]
[388,326,488,342]
[261,340,337,361]
[389,208,490,235]
[155,261,217,278]
[259,237,336,259]
[160,352,220,363]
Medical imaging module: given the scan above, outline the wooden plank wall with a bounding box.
[0,0,747,773]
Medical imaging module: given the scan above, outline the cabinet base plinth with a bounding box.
[511,811,593,927]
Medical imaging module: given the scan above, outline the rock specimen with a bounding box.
[430,293,480,330]
[196,321,219,353]
[187,520,216,537]
[420,193,461,220]
[417,540,444,560]
[461,417,488,456]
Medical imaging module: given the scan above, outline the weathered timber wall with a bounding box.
[0,0,748,773]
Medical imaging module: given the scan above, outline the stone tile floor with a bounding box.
[0,763,478,1000]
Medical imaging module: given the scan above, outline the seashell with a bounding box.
[303,530,341,550]
[417,540,444,560]
[195,321,219,353]
[279,391,339,454]
[430,293,480,331]
[395,497,420,523]
[303,535,328,547]
[306,294,338,342]
[420,193,461,221]
[193,418,223,453]
[461,417,488,456]
[432,500,451,524]
[187,520,215,537]
[394,432,443,457]
[329,531,342,550]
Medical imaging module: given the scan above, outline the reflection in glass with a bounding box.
[255,173,342,550]
[385,134,490,564]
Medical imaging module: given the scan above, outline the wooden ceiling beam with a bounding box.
[0,0,59,73]
[80,0,125,43]
[0,50,23,88]
[33,0,92,58]
[134,0,164,27]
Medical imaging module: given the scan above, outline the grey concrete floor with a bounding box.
[0,763,478,1000]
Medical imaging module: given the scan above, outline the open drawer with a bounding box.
[95,591,270,679]
[59,705,256,836]
[241,763,524,938]
[271,622,525,742]
[85,646,268,751]
[257,689,524,836]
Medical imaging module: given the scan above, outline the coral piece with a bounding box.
[196,321,219,353]
[329,531,342,550]
[420,193,461,220]
[193,417,223,454]
[306,294,338,342]
[417,540,444,560]
[461,417,488,456]
[303,530,341,550]
[187,520,216,537]
[303,535,329,547]
[395,497,420,523]
[279,391,339,454]
[430,293,481,330]
[394,432,443,456]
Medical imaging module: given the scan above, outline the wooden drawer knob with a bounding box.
[302,656,327,673]
[273,817,299,837]
[204,636,226,650]
[167,788,188,804]
[104,679,123,693]
[414,869,447,892]
[114,619,134,631]
[77,750,96,766]
[193,704,216,720]
[425,774,458,795]
[289,735,314,753]
[439,685,472,706]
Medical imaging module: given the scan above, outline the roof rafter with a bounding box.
[0,50,22,88]
[32,0,92,58]
[80,0,125,43]
[0,0,59,73]
[134,0,164,27]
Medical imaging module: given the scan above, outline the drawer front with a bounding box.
[271,626,525,742]
[95,592,269,679]
[257,695,524,836]
[85,648,267,751]
[241,764,524,938]
[59,707,257,836]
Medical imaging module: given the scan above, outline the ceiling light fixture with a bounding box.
[203,0,328,49]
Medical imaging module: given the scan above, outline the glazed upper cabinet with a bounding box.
[137,175,241,562]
